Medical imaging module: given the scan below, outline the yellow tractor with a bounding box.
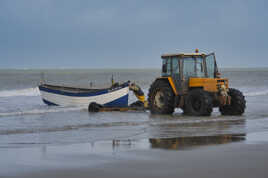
[148,49,246,116]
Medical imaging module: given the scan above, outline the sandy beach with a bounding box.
[0,132,267,178]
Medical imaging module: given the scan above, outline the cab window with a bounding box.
[162,58,171,76]
[171,57,180,75]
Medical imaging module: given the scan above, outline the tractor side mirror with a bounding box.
[162,64,167,73]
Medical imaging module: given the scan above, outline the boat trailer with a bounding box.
[88,83,148,112]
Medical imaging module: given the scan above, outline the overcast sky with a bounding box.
[0,0,267,68]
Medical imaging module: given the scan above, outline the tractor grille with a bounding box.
[217,80,226,83]
[216,79,228,90]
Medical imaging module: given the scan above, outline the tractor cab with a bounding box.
[161,52,217,79]
[160,51,226,95]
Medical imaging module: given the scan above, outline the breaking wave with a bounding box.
[244,89,268,97]
[0,121,145,135]
[0,107,84,117]
[0,87,40,97]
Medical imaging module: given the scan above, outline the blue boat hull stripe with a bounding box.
[42,94,128,107]
[103,94,129,107]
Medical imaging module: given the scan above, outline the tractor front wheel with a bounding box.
[219,88,246,115]
[184,89,213,116]
[148,80,175,114]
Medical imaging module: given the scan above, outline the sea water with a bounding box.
[0,68,268,147]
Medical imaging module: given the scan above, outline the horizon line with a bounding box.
[1,66,268,70]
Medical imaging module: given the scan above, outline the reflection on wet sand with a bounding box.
[110,134,246,151]
[149,134,246,150]
[148,117,246,140]
[110,118,247,151]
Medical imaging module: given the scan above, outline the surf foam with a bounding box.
[0,107,84,117]
[0,87,40,97]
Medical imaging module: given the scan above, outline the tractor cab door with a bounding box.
[205,53,217,78]
[171,57,187,95]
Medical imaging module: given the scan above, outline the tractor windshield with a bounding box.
[183,57,205,79]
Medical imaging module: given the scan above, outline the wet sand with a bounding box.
[2,133,268,178]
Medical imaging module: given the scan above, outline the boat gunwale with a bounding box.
[38,82,129,95]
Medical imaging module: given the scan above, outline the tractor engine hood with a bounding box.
[189,78,229,93]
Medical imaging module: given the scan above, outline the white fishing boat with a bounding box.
[38,82,129,107]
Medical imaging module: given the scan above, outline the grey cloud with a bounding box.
[0,0,267,68]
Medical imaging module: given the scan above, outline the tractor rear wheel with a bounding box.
[219,88,246,115]
[184,89,213,116]
[148,80,175,114]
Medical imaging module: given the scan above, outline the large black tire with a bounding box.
[184,89,213,116]
[148,80,175,114]
[88,102,103,112]
[219,88,246,115]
